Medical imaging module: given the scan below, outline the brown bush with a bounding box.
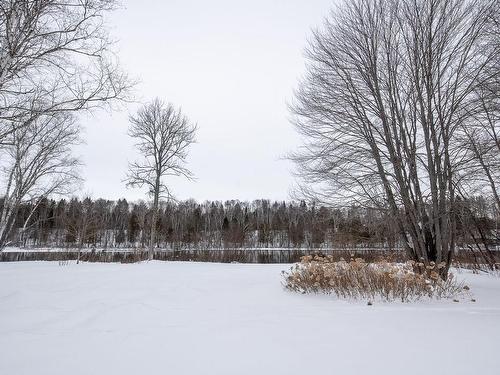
[282,255,467,302]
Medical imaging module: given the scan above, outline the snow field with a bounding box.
[0,261,499,375]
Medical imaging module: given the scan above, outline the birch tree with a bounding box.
[0,111,80,247]
[126,99,197,259]
[0,0,131,248]
[290,0,500,277]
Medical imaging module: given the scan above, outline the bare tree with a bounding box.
[0,0,132,143]
[290,0,500,277]
[0,0,132,248]
[126,98,197,259]
[0,110,81,247]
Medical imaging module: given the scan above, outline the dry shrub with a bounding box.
[282,255,467,302]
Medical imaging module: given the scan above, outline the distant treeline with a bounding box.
[7,197,499,251]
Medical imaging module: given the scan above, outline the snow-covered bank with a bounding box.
[0,262,499,375]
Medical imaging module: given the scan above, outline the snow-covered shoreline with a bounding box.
[3,246,493,255]
[1,261,499,375]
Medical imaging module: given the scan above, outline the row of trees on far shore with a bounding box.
[7,197,498,255]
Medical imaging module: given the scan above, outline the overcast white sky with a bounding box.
[77,0,334,202]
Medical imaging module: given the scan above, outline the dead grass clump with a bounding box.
[282,255,466,302]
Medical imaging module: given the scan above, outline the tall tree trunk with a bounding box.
[149,175,160,260]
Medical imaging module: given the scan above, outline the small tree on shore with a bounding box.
[126,99,196,259]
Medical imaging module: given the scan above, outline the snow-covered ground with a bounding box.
[0,262,499,375]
